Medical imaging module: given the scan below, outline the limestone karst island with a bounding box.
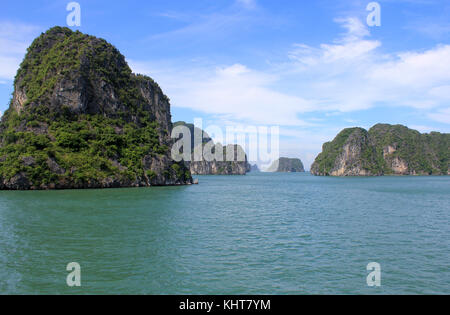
[311,124,449,176]
[0,27,192,190]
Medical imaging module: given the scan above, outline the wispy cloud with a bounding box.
[134,17,450,124]
[148,0,272,44]
[131,16,450,167]
[149,12,248,41]
[409,22,450,39]
[408,124,440,133]
[0,21,41,81]
[427,108,450,124]
[285,17,450,118]
[236,0,257,10]
[131,61,313,126]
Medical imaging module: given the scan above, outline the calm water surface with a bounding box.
[0,173,449,294]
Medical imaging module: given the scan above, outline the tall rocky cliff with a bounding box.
[173,121,251,175]
[0,27,192,189]
[311,124,449,176]
[267,158,305,173]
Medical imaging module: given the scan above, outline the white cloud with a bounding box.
[131,61,314,126]
[0,22,40,81]
[427,107,450,124]
[284,18,450,114]
[236,0,257,9]
[176,64,313,125]
[131,16,450,167]
[429,85,450,100]
[369,45,450,89]
[290,18,379,64]
[408,125,440,134]
[150,2,270,44]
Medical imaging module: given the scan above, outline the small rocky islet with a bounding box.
[267,158,305,173]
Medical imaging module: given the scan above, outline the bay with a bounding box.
[0,173,448,294]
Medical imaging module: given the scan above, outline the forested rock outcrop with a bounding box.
[173,121,251,175]
[311,124,449,176]
[0,27,192,189]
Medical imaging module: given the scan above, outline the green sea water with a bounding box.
[0,173,449,294]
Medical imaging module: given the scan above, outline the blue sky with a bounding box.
[1,0,449,168]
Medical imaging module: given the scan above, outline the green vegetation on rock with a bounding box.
[173,121,251,175]
[311,124,449,176]
[0,27,191,189]
[369,124,448,175]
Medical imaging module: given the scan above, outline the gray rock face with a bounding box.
[267,158,305,173]
[3,172,31,190]
[311,124,449,176]
[135,76,173,141]
[187,144,250,175]
[311,128,377,176]
[173,122,251,175]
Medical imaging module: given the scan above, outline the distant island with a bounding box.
[0,27,192,190]
[267,158,305,173]
[250,164,260,172]
[173,122,250,175]
[311,124,449,176]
